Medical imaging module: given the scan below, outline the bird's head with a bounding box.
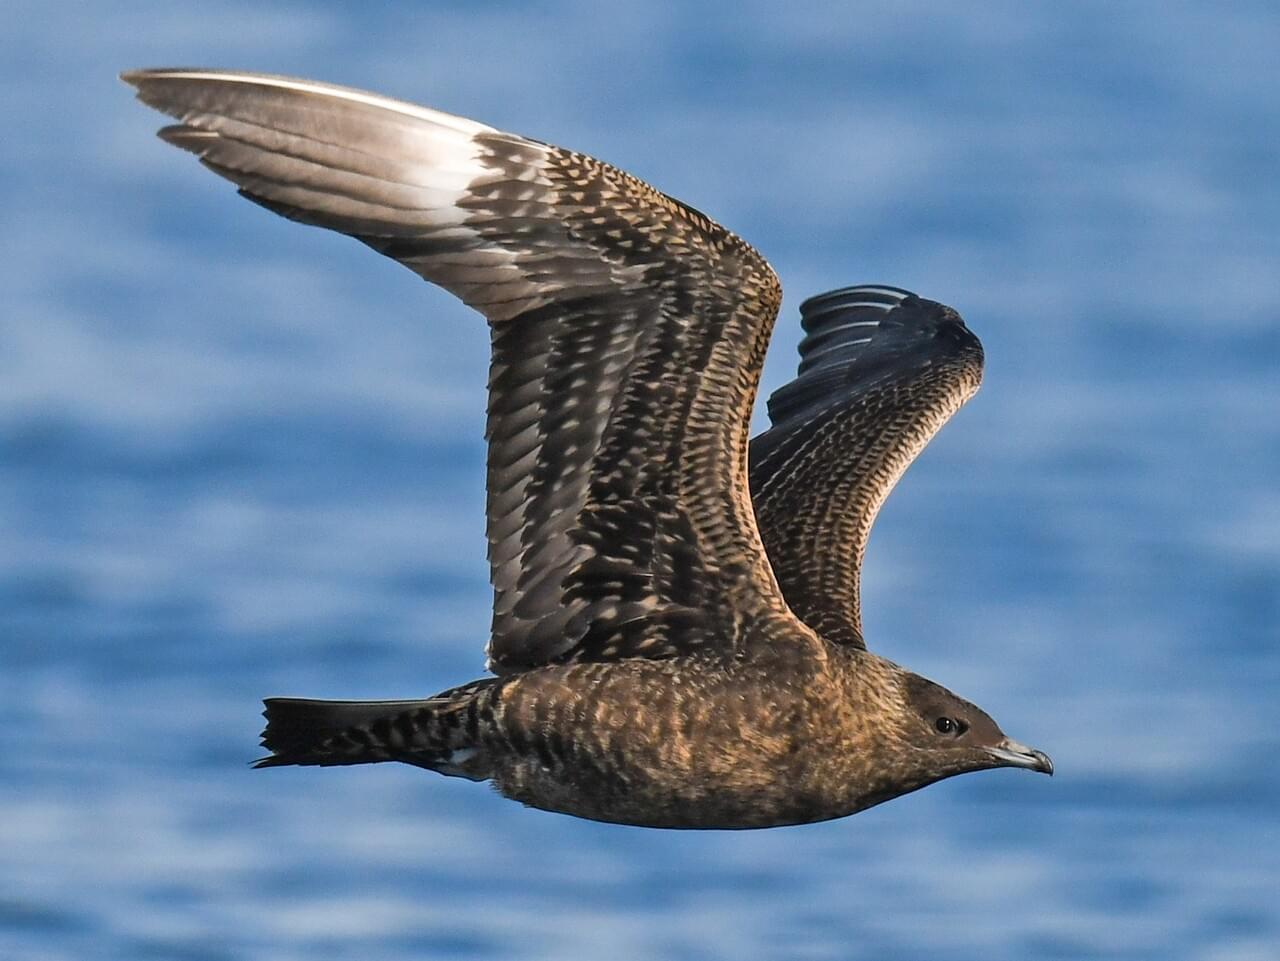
[897,671,1053,780]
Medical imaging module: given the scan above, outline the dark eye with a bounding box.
[935,717,956,734]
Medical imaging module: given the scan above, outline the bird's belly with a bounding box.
[490,755,832,829]
[479,661,848,829]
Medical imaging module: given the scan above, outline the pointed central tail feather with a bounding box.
[255,687,488,769]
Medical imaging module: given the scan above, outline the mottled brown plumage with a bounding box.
[124,68,1051,829]
[750,286,986,647]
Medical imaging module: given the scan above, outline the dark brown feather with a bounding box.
[750,287,984,645]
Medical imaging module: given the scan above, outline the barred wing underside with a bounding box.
[749,287,984,648]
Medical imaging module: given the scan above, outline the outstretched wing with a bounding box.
[124,69,790,672]
[749,286,983,648]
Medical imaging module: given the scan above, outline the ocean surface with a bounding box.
[3,3,1278,959]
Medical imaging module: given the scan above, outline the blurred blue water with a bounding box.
[2,3,1278,960]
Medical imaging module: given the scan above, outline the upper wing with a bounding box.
[124,69,790,672]
[748,286,983,648]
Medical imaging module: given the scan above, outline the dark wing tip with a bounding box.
[797,284,916,323]
[764,284,978,428]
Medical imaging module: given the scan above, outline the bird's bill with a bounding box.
[985,737,1054,775]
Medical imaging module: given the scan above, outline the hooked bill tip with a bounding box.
[986,738,1053,776]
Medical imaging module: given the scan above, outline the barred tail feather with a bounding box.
[255,697,446,769]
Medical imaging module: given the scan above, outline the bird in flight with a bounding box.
[123,69,1051,829]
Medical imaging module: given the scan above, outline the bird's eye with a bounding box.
[935,717,956,734]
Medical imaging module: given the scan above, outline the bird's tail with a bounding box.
[254,682,492,769]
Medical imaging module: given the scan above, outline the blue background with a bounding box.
[3,2,1277,959]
